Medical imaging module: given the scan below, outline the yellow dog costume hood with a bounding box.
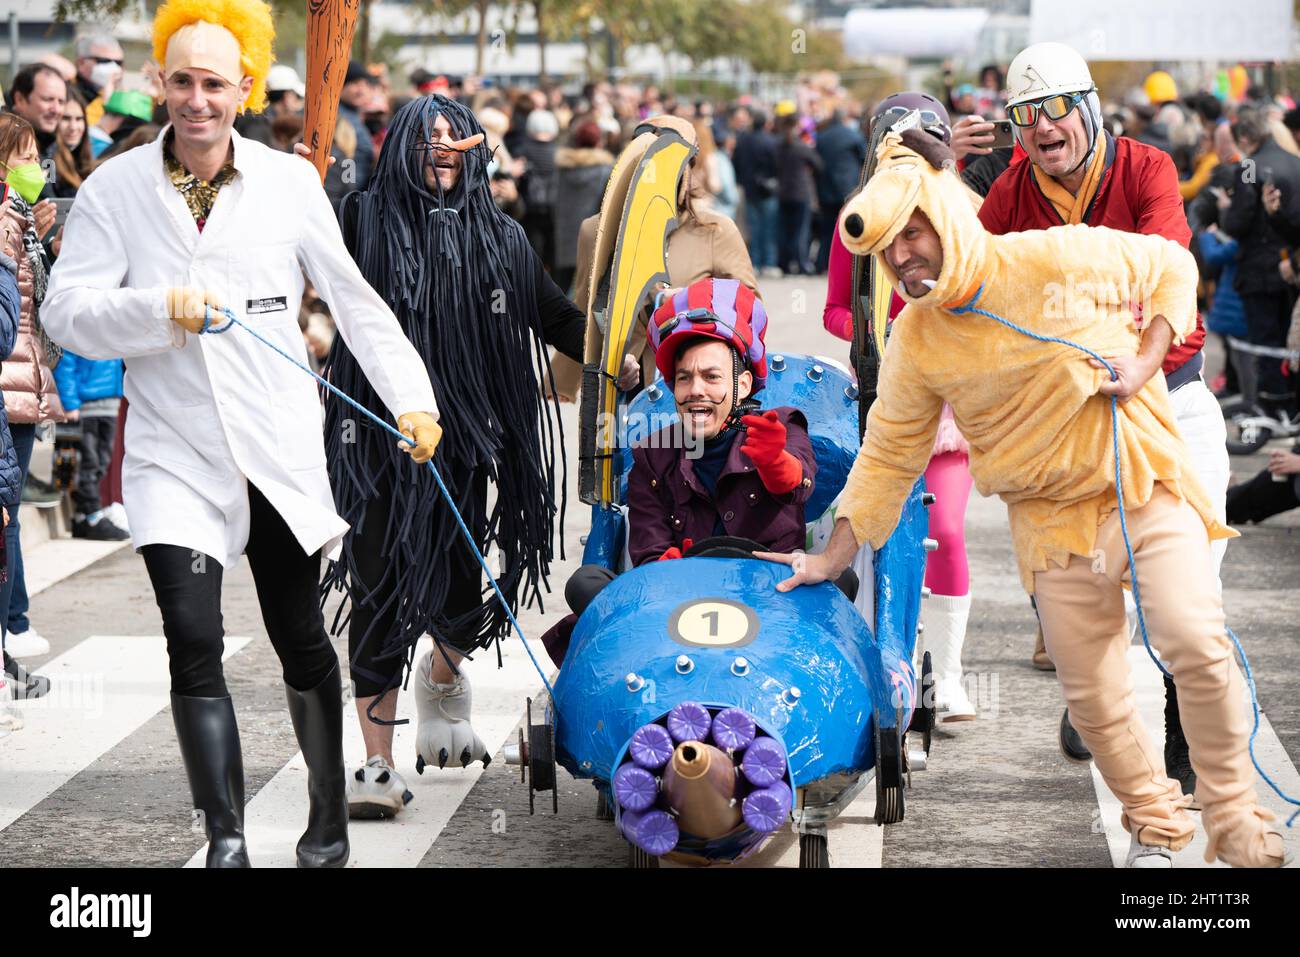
[153,0,276,113]
[834,131,1233,593]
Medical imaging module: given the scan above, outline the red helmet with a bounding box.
[649,278,769,391]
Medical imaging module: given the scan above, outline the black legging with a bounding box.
[347,461,489,698]
[142,483,336,698]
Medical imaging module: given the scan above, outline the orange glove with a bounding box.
[397,412,442,464]
[165,287,227,334]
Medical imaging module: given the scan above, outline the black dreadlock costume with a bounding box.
[322,95,582,699]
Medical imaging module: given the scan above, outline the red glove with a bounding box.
[740,411,803,495]
[658,539,692,561]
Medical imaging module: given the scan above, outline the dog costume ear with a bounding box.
[900,128,956,171]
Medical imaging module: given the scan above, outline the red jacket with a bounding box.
[978,134,1205,375]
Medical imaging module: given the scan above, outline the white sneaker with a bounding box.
[103,503,130,534]
[0,679,24,734]
[5,628,49,658]
[347,755,413,820]
[1126,831,1173,868]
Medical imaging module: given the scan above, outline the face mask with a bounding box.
[89,61,118,92]
[4,162,46,204]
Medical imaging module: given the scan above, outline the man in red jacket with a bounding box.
[979,42,1226,805]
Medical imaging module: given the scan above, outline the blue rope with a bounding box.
[950,284,1298,826]
[203,305,557,705]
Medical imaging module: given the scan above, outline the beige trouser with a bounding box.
[1033,485,1280,866]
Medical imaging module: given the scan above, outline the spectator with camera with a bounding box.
[1220,106,1300,425]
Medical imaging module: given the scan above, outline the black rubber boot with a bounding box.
[170,693,251,868]
[1162,676,1198,807]
[1059,708,1093,764]
[285,663,350,868]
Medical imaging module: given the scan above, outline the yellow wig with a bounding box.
[152,0,275,113]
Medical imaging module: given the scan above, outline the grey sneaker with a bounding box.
[21,477,62,508]
[1126,831,1173,868]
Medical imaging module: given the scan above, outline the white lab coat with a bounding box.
[41,127,438,569]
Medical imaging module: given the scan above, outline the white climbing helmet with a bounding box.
[1005,42,1096,107]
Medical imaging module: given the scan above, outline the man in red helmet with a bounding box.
[541,278,835,666]
[625,278,816,564]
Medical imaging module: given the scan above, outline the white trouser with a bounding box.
[1168,377,1229,577]
[1125,375,1230,641]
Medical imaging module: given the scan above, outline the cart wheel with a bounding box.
[874,718,906,825]
[596,788,615,821]
[907,650,935,756]
[524,697,558,815]
[628,844,660,869]
[799,831,830,868]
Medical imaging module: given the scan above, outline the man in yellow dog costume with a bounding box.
[760,129,1285,868]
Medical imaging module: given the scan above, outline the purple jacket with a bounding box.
[627,406,817,567]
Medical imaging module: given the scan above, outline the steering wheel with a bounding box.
[682,535,770,559]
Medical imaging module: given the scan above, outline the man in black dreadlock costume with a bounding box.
[323,95,587,819]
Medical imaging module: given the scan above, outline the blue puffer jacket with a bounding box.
[1198,228,1249,340]
[52,351,124,412]
[0,257,23,508]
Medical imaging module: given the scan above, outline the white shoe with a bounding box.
[923,593,976,721]
[413,651,490,773]
[5,628,49,659]
[103,503,130,534]
[1126,831,1173,868]
[0,680,24,734]
[347,755,413,819]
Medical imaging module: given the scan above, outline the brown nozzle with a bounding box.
[662,741,741,839]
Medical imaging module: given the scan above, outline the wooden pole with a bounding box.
[303,0,360,184]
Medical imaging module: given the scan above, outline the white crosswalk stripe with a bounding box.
[1,635,251,831]
[185,636,547,868]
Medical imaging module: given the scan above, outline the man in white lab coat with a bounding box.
[41,0,441,869]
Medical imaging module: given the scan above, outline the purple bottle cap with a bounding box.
[742,783,793,832]
[740,736,787,788]
[628,723,675,770]
[711,708,757,752]
[667,701,712,743]
[612,763,658,812]
[625,809,680,856]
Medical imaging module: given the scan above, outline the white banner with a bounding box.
[1030,0,1294,61]
[844,7,991,59]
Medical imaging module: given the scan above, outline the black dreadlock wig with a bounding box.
[322,94,565,673]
